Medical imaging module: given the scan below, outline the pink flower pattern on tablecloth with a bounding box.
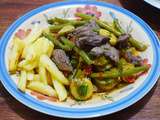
[76,5,101,18]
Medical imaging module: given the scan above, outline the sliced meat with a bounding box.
[118,34,130,42]
[102,44,119,62]
[124,51,142,66]
[52,49,73,72]
[90,44,119,62]
[73,20,109,50]
[90,47,104,57]
[116,34,130,49]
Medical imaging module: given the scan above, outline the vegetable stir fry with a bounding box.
[9,13,150,101]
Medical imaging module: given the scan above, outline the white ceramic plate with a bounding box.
[0,1,159,118]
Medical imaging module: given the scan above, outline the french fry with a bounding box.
[47,41,54,57]
[17,70,27,92]
[18,60,27,68]
[27,71,34,81]
[22,24,42,59]
[27,81,57,97]
[9,37,25,72]
[33,74,40,81]
[46,72,52,85]
[40,54,69,85]
[39,65,48,85]
[18,60,38,71]
[25,47,37,62]
[52,79,67,101]
[33,37,54,58]
[23,37,54,61]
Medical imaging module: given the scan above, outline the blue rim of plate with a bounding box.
[0,1,160,119]
[144,0,160,9]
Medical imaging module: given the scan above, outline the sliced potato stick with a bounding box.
[18,60,27,68]
[17,70,27,92]
[33,74,40,81]
[47,41,54,57]
[23,37,53,61]
[40,54,69,85]
[25,47,37,62]
[52,79,67,101]
[18,60,38,71]
[27,71,34,81]
[22,47,29,59]
[9,37,25,72]
[22,24,42,58]
[39,65,48,85]
[46,72,52,85]
[27,81,57,97]
[33,37,54,58]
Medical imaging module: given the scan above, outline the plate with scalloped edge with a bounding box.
[0,0,160,119]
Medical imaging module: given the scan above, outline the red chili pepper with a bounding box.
[141,58,148,65]
[83,65,92,76]
[122,76,136,83]
[122,58,151,83]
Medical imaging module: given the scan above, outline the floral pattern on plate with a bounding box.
[75,5,101,18]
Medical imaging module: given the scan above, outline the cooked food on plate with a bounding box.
[8,13,150,101]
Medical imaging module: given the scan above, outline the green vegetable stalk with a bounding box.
[49,24,67,32]
[113,19,125,34]
[91,65,149,78]
[44,33,93,65]
[73,46,93,65]
[61,37,93,65]
[53,17,86,26]
[129,38,148,51]
[58,25,75,35]
[96,20,122,36]
[42,32,71,51]
[75,13,94,20]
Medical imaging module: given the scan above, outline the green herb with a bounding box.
[77,84,88,97]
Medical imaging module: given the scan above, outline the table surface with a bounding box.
[0,0,159,120]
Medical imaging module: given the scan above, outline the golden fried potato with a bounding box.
[9,37,25,72]
[52,79,67,101]
[18,60,38,71]
[17,70,27,92]
[40,54,69,85]
[39,65,48,85]
[27,70,34,81]
[22,37,54,61]
[27,81,57,97]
